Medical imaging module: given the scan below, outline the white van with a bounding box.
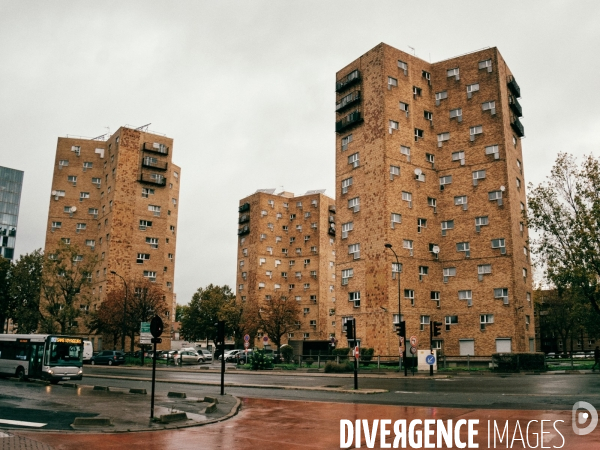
[83,340,93,363]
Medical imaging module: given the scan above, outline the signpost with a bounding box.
[426,354,436,366]
[149,315,163,419]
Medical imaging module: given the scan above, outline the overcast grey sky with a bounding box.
[1,1,599,305]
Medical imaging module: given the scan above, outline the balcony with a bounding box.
[511,117,525,138]
[509,95,522,117]
[328,224,335,237]
[238,226,250,236]
[335,69,361,93]
[507,75,521,98]
[238,202,250,213]
[142,159,168,171]
[139,173,166,186]
[238,214,250,224]
[335,110,363,133]
[143,142,169,155]
[335,91,361,112]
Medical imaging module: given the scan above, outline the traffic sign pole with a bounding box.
[430,322,434,377]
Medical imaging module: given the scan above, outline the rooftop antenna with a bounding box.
[408,46,416,56]
[105,126,110,137]
[136,123,151,132]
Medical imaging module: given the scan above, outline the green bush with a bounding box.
[332,348,350,361]
[324,361,354,373]
[492,353,545,372]
[360,348,374,364]
[304,358,315,367]
[250,349,274,370]
[280,345,294,364]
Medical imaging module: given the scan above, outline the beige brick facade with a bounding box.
[236,190,336,347]
[44,126,180,351]
[334,44,534,356]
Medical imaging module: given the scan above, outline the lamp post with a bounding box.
[110,270,128,353]
[385,243,407,376]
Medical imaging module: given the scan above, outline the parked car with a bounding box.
[90,351,125,366]
[225,350,245,362]
[198,349,213,361]
[174,350,205,365]
[546,352,557,359]
[218,349,240,361]
[236,350,253,363]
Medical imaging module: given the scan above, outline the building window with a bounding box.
[402,191,412,207]
[76,223,86,232]
[480,314,494,330]
[479,59,493,71]
[146,237,159,249]
[439,175,452,190]
[437,132,450,147]
[148,205,161,216]
[388,76,398,87]
[398,60,408,75]
[92,178,101,187]
[413,86,422,98]
[443,267,456,282]
[142,188,155,198]
[399,102,409,116]
[485,145,499,159]
[420,315,430,331]
[341,269,354,285]
[390,213,402,229]
[417,218,427,233]
[136,253,150,264]
[472,170,486,186]
[424,110,433,121]
[348,197,360,213]
[389,120,399,133]
[390,165,400,180]
[404,289,415,306]
[414,128,423,141]
[61,238,71,245]
[459,290,473,306]
[447,68,460,80]
[494,288,509,305]
[435,91,447,106]
[400,145,411,161]
[450,108,462,122]
[456,242,470,257]
[516,178,521,190]
[467,83,480,98]
[143,271,157,282]
[452,151,465,164]
[482,101,496,115]
[67,175,77,185]
[348,244,360,260]
[419,266,428,281]
[431,291,441,308]
[491,238,506,254]
[348,153,359,168]
[341,177,353,194]
[469,125,483,141]
[441,220,454,236]
[445,315,458,330]
[402,239,413,256]
[341,134,353,151]
[341,222,353,239]
[428,197,437,210]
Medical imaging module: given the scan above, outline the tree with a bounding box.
[180,284,235,345]
[175,304,186,322]
[222,297,260,348]
[9,250,44,333]
[527,153,600,316]
[124,279,169,353]
[87,289,123,350]
[40,243,97,334]
[257,296,300,352]
[0,257,13,333]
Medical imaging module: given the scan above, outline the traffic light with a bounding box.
[346,319,355,341]
[433,321,442,337]
[217,320,225,344]
[396,321,406,337]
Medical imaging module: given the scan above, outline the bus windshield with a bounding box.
[46,338,83,367]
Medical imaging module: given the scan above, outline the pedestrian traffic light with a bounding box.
[217,320,225,344]
[346,319,355,340]
[433,321,442,337]
[396,321,406,337]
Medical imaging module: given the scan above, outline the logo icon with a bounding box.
[572,401,598,436]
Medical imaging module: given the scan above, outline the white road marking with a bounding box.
[0,419,47,428]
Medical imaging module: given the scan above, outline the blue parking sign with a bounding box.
[426,354,436,365]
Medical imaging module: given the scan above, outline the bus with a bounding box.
[0,334,84,384]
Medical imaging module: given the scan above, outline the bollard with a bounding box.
[467,354,470,372]
[377,355,380,370]
[318,355,320,369]
[299,356,302,368]
[336,355,340,364]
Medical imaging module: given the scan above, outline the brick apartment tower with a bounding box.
[236,189,336,351]
[334,43,534,357]
[44,126,180,351]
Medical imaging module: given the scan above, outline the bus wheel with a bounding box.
[15,367,25,381]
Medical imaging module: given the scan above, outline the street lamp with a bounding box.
[384,243,407,376]
[110,270,128,353]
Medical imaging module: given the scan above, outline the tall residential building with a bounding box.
[236,189,336,352]
[334,43,533,356]
[0,166,24,260]
[44,126,180,350]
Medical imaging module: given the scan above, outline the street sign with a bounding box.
[244,341,249,348]
[354,346,360,358]
[410,346,417,355]
[263,335,269,343]
[140,322,152,345]
[410,336,418,347]
[398,346,404,355]
[244,334,250,342]
[426,354,436,365]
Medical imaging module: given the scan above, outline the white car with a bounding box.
[198,349,213,361]
[174,350,205,364]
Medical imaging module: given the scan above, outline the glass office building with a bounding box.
[0,166,24,260]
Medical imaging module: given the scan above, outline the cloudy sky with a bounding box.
[1,1,599,305]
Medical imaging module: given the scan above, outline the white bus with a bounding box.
[0,334,84,384]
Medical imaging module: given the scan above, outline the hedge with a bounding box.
[492,352,545,372]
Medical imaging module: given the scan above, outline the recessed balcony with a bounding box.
[335,110,363,133]
[511,117,525,138]
[142,158,168,171]
[509,95,522,117]
[335,91,361,112]
[238,214,250,224]
[335,69,361,93]
[507,75,521,98]
[238,226,250,236]
[143,142,169,155]
[139,173,166,186]
[238,203,250,213]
